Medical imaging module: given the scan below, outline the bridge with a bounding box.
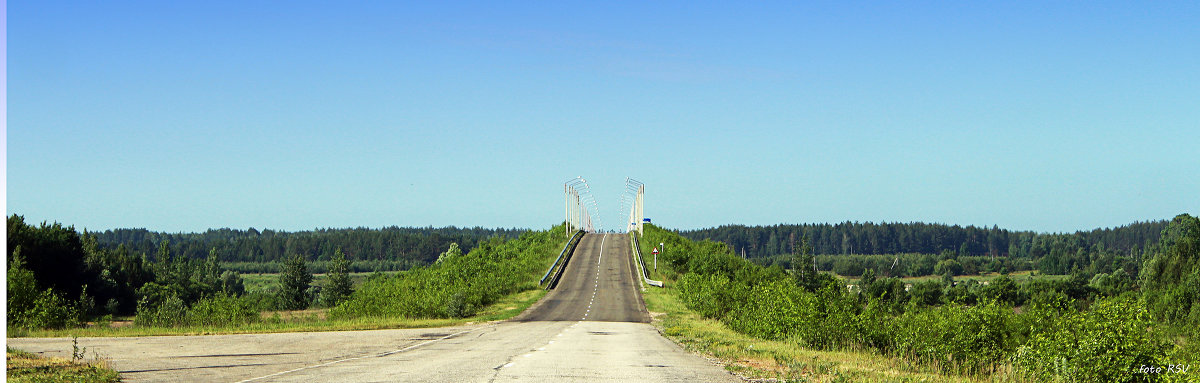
[8,179,738,382]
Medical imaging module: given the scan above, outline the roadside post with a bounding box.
[652,246,659,272]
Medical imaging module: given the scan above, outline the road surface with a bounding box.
[8,234,739,382]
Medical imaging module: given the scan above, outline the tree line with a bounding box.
[684,220,1166,278]
[93,226,527,267]
[683,220,1167,259]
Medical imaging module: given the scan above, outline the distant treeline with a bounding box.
[94,226,529,266]
[682,220,1167,259]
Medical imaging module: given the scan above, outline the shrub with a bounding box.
[1015,298,1170,382]
[978,275,1021,306]
[725,280,812,341]
[22,289,83,329]
[135,295,187,327]
[186,294,259,327]
[909,280,943,307]
[891,301,1017,374]
[677,273,739,320]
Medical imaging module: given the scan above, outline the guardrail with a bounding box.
[630,232,664,287]
[541,230,585,289]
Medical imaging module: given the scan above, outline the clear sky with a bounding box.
[7,1,1199,234]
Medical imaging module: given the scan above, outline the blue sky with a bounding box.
[7,1,1199,233]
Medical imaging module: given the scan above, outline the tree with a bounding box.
[435,242,462,264]
[7,247,39,326]
[277,254,313,310]
[322,248,354,307]
[7,215,90,299]
[859,268,877,295]
[792,235,822,292]
[934,258,964,276]
[220,271,245,295]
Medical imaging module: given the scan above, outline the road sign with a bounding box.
[652,247,659,255]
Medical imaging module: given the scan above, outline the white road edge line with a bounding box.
[235,325,491,383]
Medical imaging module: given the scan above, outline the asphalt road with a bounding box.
[516,233,649,323]
[8,233,738,382]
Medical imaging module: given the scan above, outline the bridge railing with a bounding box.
[541,230,585,289]
[630,231,664,287]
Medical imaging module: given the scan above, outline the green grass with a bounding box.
[640,283,1017,382]
[6,347,121,383]
[241,271,397,292]
[9,289,546,338]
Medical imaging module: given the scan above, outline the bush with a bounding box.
[978,275,1021,306]
[909,280,943,307]
[21,289,83,330]
[186,294,259,327]
[677,273,741,320]
[725,280,812,341]
[1015,298,1170,382]
[135,295,187,327]
[891,301,1017,374]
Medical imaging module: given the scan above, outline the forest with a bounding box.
[94,225,527,268]
[648,214,1199,381]
[685,220,1167,278]
[685,220,1166,258]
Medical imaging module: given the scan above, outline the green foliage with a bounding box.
[220,270,246,295]
[654,222,1185,381]
[725,280,813,341]
[7,248,40,326]
[683,220,1166,261]
[321,248,354,307]
[435,242,463,264]
[791,235,827,292]
[135,295,186,327]
[934,258,964,276]
[277,254,313,310]
[133,292,258,328]
[329,226,563,320]
[676,273,741,320]
[978,275,1020,306]
[8,246,85,330]
[1015,298,1170,382]
[7,214,253,331]
[185,293,259,327]
[909,280,943,307]
[1141,214,1200,331]
[93,225,526,265]
[7,215,90,300]
[23,290,83,330]
[891,301,1018,374]
[863,276,908,311]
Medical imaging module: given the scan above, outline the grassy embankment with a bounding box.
[632,233,1005,382]
[6,347,120,383]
